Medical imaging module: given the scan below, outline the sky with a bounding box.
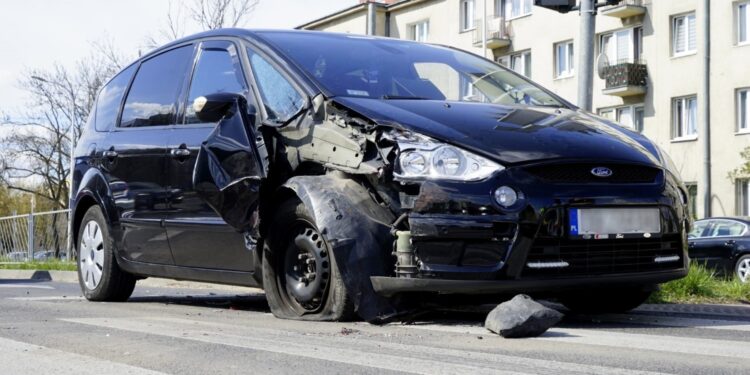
[0,0,355,111]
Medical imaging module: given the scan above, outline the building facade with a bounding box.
[299,0,750,219]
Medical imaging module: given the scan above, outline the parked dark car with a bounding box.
[688,217,750,282]
[70,29,690,322]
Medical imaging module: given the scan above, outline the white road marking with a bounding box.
[403,323,750,359]
[0,336,166,375]
[598,313,750,332]
[63,316,672,375]
[0,283,54,289]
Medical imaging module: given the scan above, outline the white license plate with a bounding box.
[569,208,660,239]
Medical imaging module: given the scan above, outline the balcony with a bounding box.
[601,0,647,19]
[601,60,648,97]
[473,17,510,49]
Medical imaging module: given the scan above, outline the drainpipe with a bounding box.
[367,1,377,36]
[482,0,488,58]
[701,0,711,218]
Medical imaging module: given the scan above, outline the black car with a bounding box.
[688,217,750,282]
[70,29,689,322]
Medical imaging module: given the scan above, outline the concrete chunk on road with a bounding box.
[484,294,563,338]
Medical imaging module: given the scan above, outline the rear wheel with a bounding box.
[735,255,750,283]
[262,199,354,321]
[77,206,136,301]
[559,287,652,314]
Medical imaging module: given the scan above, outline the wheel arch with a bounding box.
[71,168,118,250]
[268,173,400,322]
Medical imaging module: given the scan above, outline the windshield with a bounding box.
[257,32,566,107]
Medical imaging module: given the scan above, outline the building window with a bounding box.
[555,41,574,78]
[739,1,749,44]
[499,51,532,78]
[409,20,429,42]
[738,179,750,216]
[498,0,533,19]
[600,27,642,64]
[739,88,750,132]
[461,0,476,31]
[598,104,645,132]
[686,183,698,220]
[672,96,698,140]
[673,13,697,56]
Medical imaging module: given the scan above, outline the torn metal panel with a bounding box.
[281,174,401,323]
[193,100,265,233]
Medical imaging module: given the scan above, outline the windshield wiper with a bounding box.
[381,95,430,100]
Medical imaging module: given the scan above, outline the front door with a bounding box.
[165,40,256,271]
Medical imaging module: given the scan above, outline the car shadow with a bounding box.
[127,292,270,313]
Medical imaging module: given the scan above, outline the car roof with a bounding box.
[695,217,750,224]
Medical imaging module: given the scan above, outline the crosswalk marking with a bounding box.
[63,316,672,375]
[0,336,166,375]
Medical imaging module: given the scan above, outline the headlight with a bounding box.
[656,145,681,180]
[391,131,504,181]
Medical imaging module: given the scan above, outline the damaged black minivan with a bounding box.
[71,29,690,322]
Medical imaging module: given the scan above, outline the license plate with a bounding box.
[569,207,660,239]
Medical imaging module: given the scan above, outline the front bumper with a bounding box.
[371,269,687,297]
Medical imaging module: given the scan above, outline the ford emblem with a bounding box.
[591,167,613,177]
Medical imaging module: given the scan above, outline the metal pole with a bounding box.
[701,0,711,218]
[367,2,376,36]
[27,213,33,261]
[577,0,596,111]
[482,0,488,58]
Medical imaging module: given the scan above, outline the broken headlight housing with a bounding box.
[390,131,504,181]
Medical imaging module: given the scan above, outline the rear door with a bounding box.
[102,44,195,265]
[165,39,256,271]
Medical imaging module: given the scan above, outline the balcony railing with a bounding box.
[472,17,510,49]
[602,0,647,18]
[602,60,648,97]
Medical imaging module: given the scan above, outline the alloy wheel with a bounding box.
[738,258,750,283]
[79,220,104,290]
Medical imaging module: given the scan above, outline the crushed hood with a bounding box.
[333,97,662,166]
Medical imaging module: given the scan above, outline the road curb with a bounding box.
[0,269,260,293]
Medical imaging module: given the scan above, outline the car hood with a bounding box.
[333,97,662,166]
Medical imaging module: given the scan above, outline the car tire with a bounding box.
[77,206,136,302]
[559,287,652,314]
[735,255,750,283]
[262,199,354,321]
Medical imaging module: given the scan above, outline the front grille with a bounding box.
[524,163,661,184]
[523,235,682,277]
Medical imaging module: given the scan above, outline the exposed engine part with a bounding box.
[393,230,417,278]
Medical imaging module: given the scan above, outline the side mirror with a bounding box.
[193,93,245,123]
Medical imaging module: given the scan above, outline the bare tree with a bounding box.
[0,52,118,209]
[146,0,259,48]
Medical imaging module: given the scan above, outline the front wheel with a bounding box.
[559,287,653,314]
[262,199,354,321]
[77,206,136,301]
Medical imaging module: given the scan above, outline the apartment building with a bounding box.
[298,0,750,219]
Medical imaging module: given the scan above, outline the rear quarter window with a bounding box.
[94,64,136,131]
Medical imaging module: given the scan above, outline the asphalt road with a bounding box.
[1,279,749,374]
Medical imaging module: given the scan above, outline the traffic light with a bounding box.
[533,0,577,14]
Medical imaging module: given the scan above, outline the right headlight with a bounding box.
[392,131,504,181]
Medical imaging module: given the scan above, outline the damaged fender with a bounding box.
[280,174,400,323]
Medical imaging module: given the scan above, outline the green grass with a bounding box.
[650,263,750,304]
[0,259,77,271]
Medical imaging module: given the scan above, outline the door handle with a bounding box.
[725,240,736,246]
[102,150,118,159]
[170,148,191,159]
[688,242,695,248]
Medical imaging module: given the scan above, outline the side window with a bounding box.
[120,45,193,127]
[95,64,136,131]
[709,220,747,237]
[246,48,305,123]
[185,43,248,124]
[689,220,710,238]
